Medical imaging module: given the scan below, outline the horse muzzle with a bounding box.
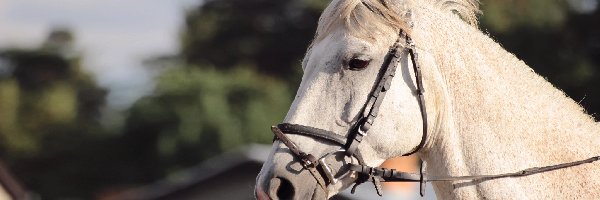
[255,160,329,200]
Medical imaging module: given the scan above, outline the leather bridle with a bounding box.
[272,31,427,196]
[270,31,600,197]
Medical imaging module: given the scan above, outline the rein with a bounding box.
[270,31,600,197]
[350,156,600,196]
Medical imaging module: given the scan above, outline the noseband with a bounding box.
[272,31,429,196]
[270,31,600,198]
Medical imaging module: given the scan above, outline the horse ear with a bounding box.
[302,43,315,71]
[435,0,481,26]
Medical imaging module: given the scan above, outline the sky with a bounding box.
[0,0,198,109]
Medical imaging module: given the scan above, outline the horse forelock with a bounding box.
[310,0,479,43]
[313,0,410,43]
[301,0,480,73]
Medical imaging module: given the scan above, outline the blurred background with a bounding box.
[0,0,598,199]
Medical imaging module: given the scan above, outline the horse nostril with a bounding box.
[277,178,294,199]
[269,177,295,199]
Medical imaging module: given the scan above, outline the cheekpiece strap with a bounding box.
[345,32,406,157]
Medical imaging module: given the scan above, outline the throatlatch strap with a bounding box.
[402,36,428,156]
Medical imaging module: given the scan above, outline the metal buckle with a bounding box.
[302,160,314,168]
[301,153,318,168]
[357,125,367,136]
[317,149,356,185]
[318,157,338,185]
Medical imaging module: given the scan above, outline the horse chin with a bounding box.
[295,183,328,200]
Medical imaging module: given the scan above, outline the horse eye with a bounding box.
[348,59,370,71]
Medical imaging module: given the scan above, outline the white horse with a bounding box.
[256,0,600,199]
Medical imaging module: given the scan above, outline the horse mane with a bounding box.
[312,0,480,43]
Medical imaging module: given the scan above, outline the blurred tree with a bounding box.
[7,1,328,198]
[115,0,326,182]
[480,0,600,119]
[0,28,107,156]
[120,66,291,175]
[181,0,328,83]
[0,27,111,199]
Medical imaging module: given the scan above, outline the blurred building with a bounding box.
[101,144,433,200]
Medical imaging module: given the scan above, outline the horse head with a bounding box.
[255,0,437,199]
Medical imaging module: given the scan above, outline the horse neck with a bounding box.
[411,3,600,199]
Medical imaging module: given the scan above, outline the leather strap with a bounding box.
[349,164,421,182]
[402,36,428,156]
[272,126,329,193]
[277,123,346,146]
[423,156,600,182]
[346,35,405,156]
[348,156,600,196]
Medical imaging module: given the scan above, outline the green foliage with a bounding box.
[122,66,292,170]
[0,49,107,157]
[0,29,110,199]
[181,0,326,82]
[481,0,569,32]
[480,0,600,117]
[86,0,325,192]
